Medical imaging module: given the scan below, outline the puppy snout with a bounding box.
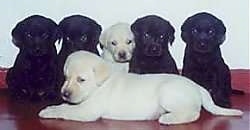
[35,47,41,52]
[118,51,127,59]
[200,42,205,46]
[145,44,162,56]
[62,91,72,99]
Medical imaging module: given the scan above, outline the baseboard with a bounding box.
[0,68,249,93]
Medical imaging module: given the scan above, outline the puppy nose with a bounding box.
[62,91,71,98]
[35,47,40,52]
[118,51,127,59]
[200,42,205,46]
[152,45,158,51]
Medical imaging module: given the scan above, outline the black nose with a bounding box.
[62,91,71,98]
[145,44,162,56]
[118,51,127,59]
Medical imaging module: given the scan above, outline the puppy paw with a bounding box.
[39,106,61,119]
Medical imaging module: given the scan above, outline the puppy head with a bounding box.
[131,15,175,57]
[181,12,226,53]
[12,15,59,56]
[59,15,102,53]
[100,23,135,62]
[61,51,110,104]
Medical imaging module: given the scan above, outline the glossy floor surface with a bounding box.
[0,89,249,130]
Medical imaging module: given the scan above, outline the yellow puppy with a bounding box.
[39,51,243,125]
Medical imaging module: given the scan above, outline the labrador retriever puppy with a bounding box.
[181,12,242,108]
[6,15,59,101]
[39,51,242,125]
[129,15,178,74]
[100,23,135,71]
[56,15,102,89]
[100,23,135,63]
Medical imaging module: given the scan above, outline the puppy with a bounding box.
[100,23,135,71]
[56,15,102,89]
[129,15,178,74]
[181,12,240,108]
[6,15,59,101]
[39,51,242,125]
[100,23,135,63]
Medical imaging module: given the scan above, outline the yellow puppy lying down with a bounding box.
[39,51,243,125]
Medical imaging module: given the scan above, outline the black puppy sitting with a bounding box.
[56,15,102,89]
[181,12,242,108]
[129,15,178,74]
[6,15,59,101]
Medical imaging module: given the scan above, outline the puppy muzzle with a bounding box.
[193,41,211,53]
[114,50,130,63]
[144,44,162,57]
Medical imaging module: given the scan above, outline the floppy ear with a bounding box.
[215,19,226,44]
[93,60,111,86]
[58,19,67,42]
[166,22,175,45]
[131,20,141,38]
[91,23,102,45]
[181,16,193,43]
[11,21,25,48]
[50,22,62,44]
[99,29,108,47]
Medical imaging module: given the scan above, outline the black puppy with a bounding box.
[129,15,178,74]
[56,15,102,88]
[6,15,59,101]
[181,12,241,108]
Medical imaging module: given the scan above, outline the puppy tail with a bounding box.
[199,86,243,116]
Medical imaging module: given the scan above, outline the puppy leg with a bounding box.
[159,111,200,125]
[39,103,100,122]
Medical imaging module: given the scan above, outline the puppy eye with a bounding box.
[26,33,32,38]
[127,40,132,44]
[111,41,117,46]
[192,29,198,34]
[208,30,214,34]
[160,35,164,39]
[144,33,149,38]
[80,35,87,42]
[77,77,85,83]
[66,37,70,41]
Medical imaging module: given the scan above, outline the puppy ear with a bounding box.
[131,20,141,38]
[91,23,102,45]
[99,29,107,47]
[50,24,62,44]
[11,21,25,48]
[58,19,67,42]
[166,22,175,45]
[93,59,110,86]
[215,19,226,44]
[181,17,193,43]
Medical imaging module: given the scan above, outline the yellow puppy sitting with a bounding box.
[100,23,135,63]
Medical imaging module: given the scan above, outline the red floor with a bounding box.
[0,69,249,130]
[0,90,249,130]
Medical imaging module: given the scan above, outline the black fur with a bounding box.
[181,12,233,107]
[129,15,178,74]
[56,15,102,88]
[6,15,60,101]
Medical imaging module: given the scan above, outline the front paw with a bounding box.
[39,106,61,119]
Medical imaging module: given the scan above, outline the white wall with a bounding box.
[0,0,249,69]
